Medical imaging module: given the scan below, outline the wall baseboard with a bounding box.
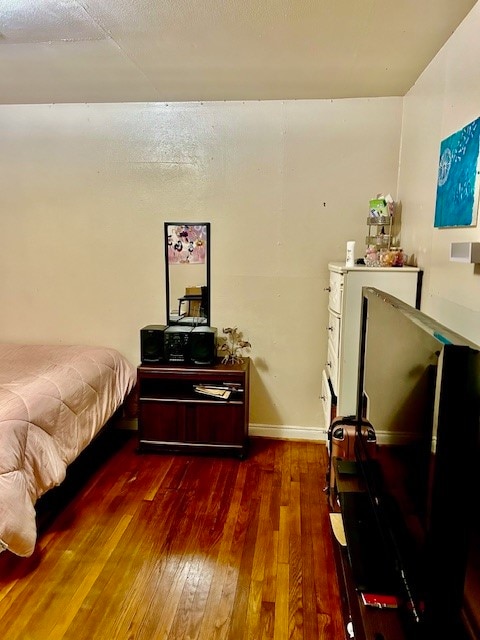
[116,417,327,443]
[249,423,327,442]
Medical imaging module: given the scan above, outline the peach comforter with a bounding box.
[0,344,136,557]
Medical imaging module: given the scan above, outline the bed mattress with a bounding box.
[0,344,136,557]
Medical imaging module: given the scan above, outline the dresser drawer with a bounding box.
[329,271,344,314]
[326,341,339,396]
[321,369,333,447]
[327,311,341,356]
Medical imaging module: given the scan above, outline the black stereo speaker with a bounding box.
[190,326,217,365]
[140,325,167,363]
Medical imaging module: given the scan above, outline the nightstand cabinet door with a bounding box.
[139,401,185,442]
[189,402,246,445]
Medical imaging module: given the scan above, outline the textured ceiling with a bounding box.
[0,0,477,104]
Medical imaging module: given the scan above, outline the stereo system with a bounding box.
[141,324,217,365]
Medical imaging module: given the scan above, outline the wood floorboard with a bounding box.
[0,433,344,640]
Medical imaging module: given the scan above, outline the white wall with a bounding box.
[399,3,480,345]
[3,5,475,437]
[0,98,403,436]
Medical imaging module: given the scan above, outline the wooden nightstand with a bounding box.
[137,358,250,458]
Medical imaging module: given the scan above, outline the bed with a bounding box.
[0,343,136,557]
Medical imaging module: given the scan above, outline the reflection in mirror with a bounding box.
[165,222,210,327]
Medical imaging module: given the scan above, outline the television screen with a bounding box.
[354,287,480,638]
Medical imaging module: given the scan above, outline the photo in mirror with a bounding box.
[165,223,210,327]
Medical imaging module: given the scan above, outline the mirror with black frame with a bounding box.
[164,222,211,327]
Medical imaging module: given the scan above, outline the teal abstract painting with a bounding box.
[434,117,480,228]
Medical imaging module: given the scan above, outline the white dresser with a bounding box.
[321,262,421,432]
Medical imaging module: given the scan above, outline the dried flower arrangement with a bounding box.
[219,327,251,365]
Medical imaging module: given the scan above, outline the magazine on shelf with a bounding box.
[194,385,232,400]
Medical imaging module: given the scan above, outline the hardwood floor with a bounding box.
[0,432,344,640]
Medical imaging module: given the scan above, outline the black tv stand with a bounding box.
[330,459,408,640]
[340,491,398,595]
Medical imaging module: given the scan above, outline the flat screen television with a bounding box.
[353,287,480,638]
